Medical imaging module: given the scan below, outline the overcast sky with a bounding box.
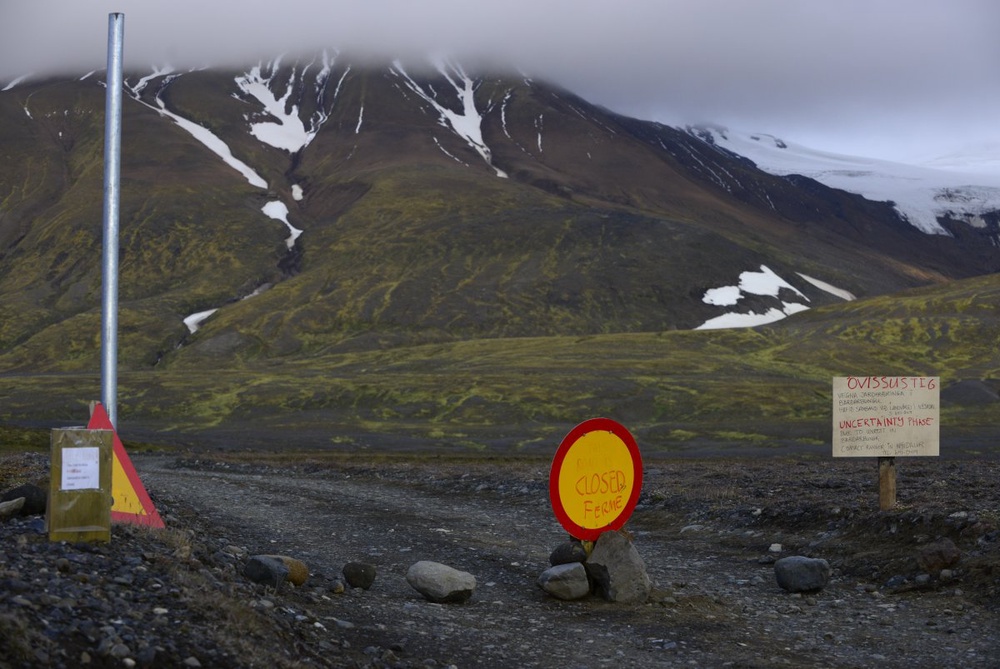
[2,0,998,162]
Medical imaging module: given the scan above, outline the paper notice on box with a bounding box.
[61,446,101,490]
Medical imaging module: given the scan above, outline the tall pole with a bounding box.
[101,13,124,428]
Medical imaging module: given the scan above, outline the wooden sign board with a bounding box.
[48,429,113,543]
[549,418,643,541]
[832,376,940,457]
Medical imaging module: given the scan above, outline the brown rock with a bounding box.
[917,538,961,575]
[266,555,310,586]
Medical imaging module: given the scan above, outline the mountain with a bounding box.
[1,54,998,450]
[685,124,1000,237]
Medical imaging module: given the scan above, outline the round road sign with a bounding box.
[549,417,643,541]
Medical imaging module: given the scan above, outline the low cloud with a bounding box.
[2,0,999,160]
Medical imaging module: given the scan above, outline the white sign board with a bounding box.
[832,376,940,457]
[61,446,101,490]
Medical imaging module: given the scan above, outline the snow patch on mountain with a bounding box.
[2,73,32,91]
[121,70,269,189]
[392,58,508,178]
[697,265,812,330]
[131,66,175,97]
[797,273,856,301]
[261,201,303,249]
[235,55,333,153]
[183,309,218,334]
[152,89,269,189]
[688,125,1000,236]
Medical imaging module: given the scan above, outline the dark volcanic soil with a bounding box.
[2,451,999,668]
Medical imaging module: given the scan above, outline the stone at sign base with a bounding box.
[549,540,589,566]
[584,531,652,603]
[538,562,591,600]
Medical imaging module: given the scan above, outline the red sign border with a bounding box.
[88,403,165,528]
[549,417,643,541]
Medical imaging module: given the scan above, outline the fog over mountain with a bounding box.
[2,0,999,162]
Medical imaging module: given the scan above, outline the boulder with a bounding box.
[0,496,25,520]
[244,555,289,587]
[585,531,651,603]
[1,484,47,516]
[267,555,309,586]
[406,561,476,603]
[917,538,961,575]
[343,562,377,590]
[538,562,591,600]
[774,556,831,593]
[244,555,308,587]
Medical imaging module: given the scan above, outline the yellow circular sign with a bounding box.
[550,418,643,540]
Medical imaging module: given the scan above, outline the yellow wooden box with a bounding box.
[47,428,113,543]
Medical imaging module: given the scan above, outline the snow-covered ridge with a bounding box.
[688,125,1000,236]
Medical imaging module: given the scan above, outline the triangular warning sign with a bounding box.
[87,403,165,528]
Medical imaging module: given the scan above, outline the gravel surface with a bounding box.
[2,451,999,668]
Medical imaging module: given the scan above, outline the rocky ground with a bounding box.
[1,449,999,668]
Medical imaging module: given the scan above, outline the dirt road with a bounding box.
[131,453,1000,668]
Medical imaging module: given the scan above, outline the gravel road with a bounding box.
[132,454,1000,668]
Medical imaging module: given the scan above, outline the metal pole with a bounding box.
[101,13,124,428]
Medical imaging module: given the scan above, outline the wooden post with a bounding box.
[878,457,896,511]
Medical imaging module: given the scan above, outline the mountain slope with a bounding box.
[1,55,998,391]
[1,271,997,452]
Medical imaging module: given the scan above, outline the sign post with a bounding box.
[549,418,643,541]
[101,12,124,428]
[832,376,940,510]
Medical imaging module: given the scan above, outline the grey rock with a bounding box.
[110,643,131,659]
[585,531,652,603]
[549,540,588,566]
[343,562,377,590]
[0,496,25,520]
[243,555,289,587]
[405,561,476,603]
[774,556,831,593]
[1,484,46,516]
[538,562,591,600]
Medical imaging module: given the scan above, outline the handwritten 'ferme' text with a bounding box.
[577,470,627,521]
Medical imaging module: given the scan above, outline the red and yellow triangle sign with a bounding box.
[87,403,165,528]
